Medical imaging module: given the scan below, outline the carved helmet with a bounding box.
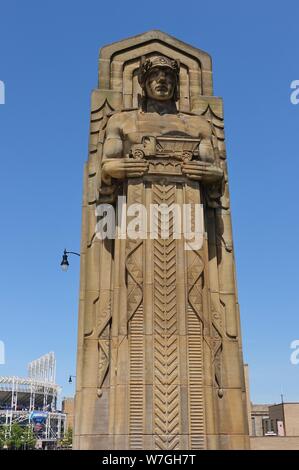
[138,55,180,101]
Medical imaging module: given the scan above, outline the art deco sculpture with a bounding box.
[74,31,249,450]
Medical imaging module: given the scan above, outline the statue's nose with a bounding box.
[157,72,166,82]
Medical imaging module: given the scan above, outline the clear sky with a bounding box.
[0,0,298,404]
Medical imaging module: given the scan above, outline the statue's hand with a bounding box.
[98,184,117,203]
[102,158,149,184]
[182,161,223,184]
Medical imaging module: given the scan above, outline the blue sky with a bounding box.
[0,0,298,404]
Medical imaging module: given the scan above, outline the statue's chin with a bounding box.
[155,94,171,100]
[147,92,172,101]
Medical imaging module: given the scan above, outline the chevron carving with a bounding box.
[152,183,180,450]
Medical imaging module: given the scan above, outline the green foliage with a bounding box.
[7,423,23,450]
[0,424,37,450]
[59,427,72,448]
[0,425,7,449]
[23,426,36,449]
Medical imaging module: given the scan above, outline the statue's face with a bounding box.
[145,67,176,101]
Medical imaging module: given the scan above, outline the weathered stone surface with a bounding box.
[74,30,249,450]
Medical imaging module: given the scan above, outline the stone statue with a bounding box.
[74,31,250,450]
[101,56,223,189]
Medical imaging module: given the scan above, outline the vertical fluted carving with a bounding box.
[187,306,206,449]
[185,182,207,449]
[126,182,145,449]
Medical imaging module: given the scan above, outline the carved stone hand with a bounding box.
[181,161,223,184]
[102,158,149,185]
[98,184,117,203]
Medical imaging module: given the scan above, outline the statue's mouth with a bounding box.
[155,85,168,92]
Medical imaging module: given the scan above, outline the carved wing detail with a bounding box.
[87,97,115,395]
[88,98,115,205]
[200,104,228,208]
[200,104,225,161]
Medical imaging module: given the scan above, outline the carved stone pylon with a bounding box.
[74,30,250,450]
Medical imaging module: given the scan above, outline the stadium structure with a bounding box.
[0,352,67,448]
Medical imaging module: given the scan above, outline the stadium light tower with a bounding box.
[60,249,80,271]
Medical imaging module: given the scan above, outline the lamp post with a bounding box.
[60,249,80,271]
[68,375,76,384]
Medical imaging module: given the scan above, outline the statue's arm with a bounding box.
[101,115,124,185]
[182,118,223,185]
[101,114,148,184]
[199,136,215,163]
[103,115,124,159]
[196,118,216,163]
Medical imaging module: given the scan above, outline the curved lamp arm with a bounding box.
[60,249,80,271]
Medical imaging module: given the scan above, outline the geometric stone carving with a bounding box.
[74,30,250,450]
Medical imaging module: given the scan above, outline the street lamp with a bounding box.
[60,249,80,272]
[68,375,76,384]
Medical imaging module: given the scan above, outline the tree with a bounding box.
[0,425,7,449]
[59,427,72,448]
[6,424,24,450]
[2,424,36,450]
[23,426,36,450]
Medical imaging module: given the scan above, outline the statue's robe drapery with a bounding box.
[74,31,250,450]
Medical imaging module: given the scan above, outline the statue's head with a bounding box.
[138,56,180,102]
